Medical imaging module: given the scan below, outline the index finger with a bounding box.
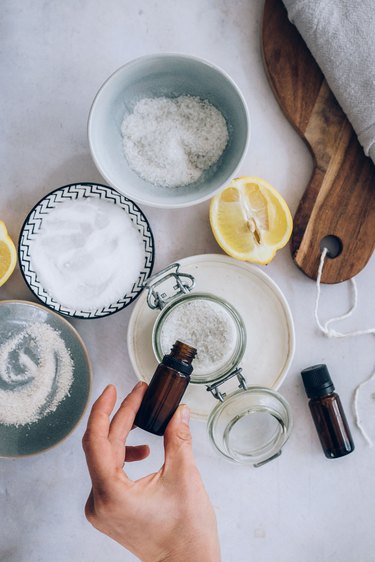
[82,384,117,485]
[109,381,148,445]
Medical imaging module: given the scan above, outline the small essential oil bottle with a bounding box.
[135,340,197,436]
[301,364,355,459]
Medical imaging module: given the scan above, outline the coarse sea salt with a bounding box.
[29,198,145,311]
[121,95,229,188]
[160,299,238,376]
[0,323,73,426]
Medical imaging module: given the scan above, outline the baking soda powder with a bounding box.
[30,198,145,311]
[0,323,73,426]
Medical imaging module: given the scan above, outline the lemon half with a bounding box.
[210,177,293,265]
[0,221,17,286]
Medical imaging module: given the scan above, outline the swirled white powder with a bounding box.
[29,198,145,311]
[160,299,238,376]
[0,323,73,426]
[121,96,229,187]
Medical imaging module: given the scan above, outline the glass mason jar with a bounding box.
[153,292,247,384]
[207,383,292,467]
[144,262,293,467]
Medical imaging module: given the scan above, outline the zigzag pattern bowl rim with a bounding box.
[18,182,155,319]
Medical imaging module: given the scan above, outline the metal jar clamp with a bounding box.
[144,263,195,310]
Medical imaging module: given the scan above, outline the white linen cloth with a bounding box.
[283,0,375,164]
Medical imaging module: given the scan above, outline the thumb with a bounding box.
[163,405,195,471]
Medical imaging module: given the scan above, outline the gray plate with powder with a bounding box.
[0,301,91,457]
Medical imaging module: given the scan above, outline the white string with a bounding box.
[315,248,375,338]
[353,371,375,447]
[315,249,375,446]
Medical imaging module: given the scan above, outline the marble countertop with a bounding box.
[1,1,374,561]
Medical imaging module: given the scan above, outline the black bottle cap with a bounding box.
[162,354,193,376]
[301,364,335,398]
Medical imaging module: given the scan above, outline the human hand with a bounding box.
[82,382,220,562]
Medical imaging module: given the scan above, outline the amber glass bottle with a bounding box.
[135,340,197,436]
[301,364,354,459]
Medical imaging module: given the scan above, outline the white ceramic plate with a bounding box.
[128,254,295,421]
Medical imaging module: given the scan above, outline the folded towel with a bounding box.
[282,0,375,165]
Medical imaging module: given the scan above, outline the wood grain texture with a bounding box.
[262,0,375,283]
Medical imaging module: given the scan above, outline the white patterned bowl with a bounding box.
[18,183,155,319]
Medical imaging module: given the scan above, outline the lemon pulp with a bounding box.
[210,177,293,264]
[0,221,17,286]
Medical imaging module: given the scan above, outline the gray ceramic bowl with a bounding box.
[88,53,250,208]
[0,301,92,457]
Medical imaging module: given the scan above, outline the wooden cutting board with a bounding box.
[262,0,375,283]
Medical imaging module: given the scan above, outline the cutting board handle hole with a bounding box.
[320,235,343,259]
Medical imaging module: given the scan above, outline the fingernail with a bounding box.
[134,381,144,390]
[103,384,114,393]
[180,405,190,425]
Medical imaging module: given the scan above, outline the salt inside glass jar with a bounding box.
[154,293,246,384]
[144,262,293,467]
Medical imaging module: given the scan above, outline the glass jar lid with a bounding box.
[207,386,293,467]
[153,292,246,384]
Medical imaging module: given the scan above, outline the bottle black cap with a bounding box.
[301,364,335,398]
[162,354,193,376]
